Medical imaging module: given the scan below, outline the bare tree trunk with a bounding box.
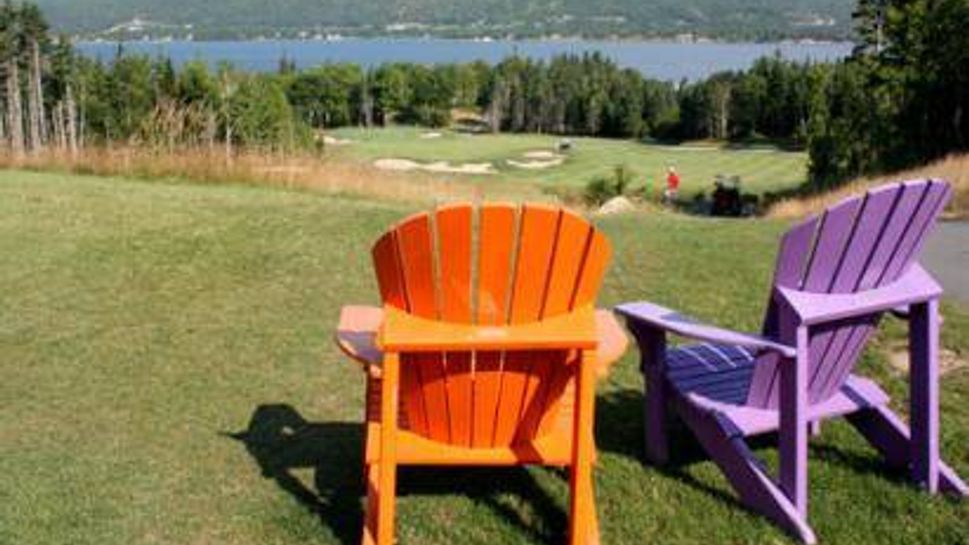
[224,119,233,164]
[77,87,86,150]
[65,83,78,156]
[27,39,44,151]
[487,81,505,134]
[6,60,25,157]
[51,100,63,149]
[205,109,217,151]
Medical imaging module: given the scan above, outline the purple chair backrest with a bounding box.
[746,180,952,409]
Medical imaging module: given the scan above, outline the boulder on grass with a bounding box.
[597,196,636,215]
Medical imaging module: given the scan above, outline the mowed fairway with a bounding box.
[328,126,807,197]
[2,170,968,545]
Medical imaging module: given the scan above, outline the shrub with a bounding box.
[583,165,637,206]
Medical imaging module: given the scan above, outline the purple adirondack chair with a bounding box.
[616,180,968,543]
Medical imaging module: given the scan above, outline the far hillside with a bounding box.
[35,0,852,40]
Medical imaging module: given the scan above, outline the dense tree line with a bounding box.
[805,0,969,186]
[278,51,828,146]
[4,1,967,192]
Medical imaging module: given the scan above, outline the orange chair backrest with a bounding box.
[372,203,612,448]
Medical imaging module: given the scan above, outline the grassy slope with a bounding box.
[1,170,967,545]
[329,126,807,198]
[769,153,969,220]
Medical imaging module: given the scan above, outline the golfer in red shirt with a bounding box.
[665,166,680,203]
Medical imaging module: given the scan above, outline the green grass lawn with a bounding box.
[328,126,807,198]
[1,170,967,545]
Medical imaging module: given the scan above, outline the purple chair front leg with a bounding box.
[779,323,809,519]
[628,323,670,465]
[910,299,940,493]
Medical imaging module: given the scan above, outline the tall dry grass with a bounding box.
[768,153,969,220]
[0,146,549,204]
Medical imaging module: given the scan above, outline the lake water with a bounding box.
[76,39,852,81]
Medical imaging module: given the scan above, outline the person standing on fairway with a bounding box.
[665,166,680,204]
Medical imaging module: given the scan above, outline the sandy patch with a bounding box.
[374,158,421,171]
[507,158,565,169]
[323,135,354,146]
[523,150,560,159]
[374,158,495,175]
[420,131,443,139]
[887,343,966,376]
[505,150,567,169]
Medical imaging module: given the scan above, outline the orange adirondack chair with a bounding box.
[336,203,628,545]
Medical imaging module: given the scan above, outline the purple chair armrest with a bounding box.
[776,264,942,326]
[615,301,796,358]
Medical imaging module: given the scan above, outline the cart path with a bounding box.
[924,222,969,307]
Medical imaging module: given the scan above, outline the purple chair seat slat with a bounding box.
[681,374,890,438]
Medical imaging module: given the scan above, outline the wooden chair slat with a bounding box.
[394,214,451,442]
[436,204,474,323]
[471,351,504,448]
[572,232,612,309]
[435,204,475,445]
[748,216,819,407]
[395,213,438,318]
[801,197,863,292]
[857,181,928,290]
[477,203,518,325]
[544,211,595,316]
[372,231,409,311]
[473,204,518,447]
[510,204,560,323]
[882,181,949,283]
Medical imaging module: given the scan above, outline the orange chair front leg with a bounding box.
[369,353,399,545]
[362,461,379,545]
[569,349,600,545]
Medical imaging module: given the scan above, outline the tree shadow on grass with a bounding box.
[226,404,566,545]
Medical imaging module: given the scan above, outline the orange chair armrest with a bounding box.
[378,305,599,352]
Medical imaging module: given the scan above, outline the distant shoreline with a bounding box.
[74,38,853,82]
[74,36,854,47]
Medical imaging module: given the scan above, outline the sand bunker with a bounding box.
[375,158,495,175]
[323,135,354,146]
[507,158,565,169]
[506,150,566,169]
[523,150,561,159]
[420,131,443,139]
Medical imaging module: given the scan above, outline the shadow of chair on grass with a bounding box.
[594,388,751,511]
[227,403,567,545]
[594,388,922,514]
